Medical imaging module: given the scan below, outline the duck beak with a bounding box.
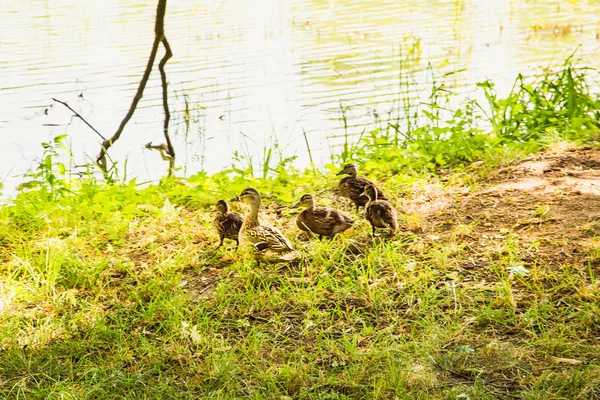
[335,170,344,176]
[290,201,301,209]
[358,190,366,197]
[230,195,240,202]
[210,207,217,212]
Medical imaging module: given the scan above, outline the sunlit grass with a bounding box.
[3,172,599,398]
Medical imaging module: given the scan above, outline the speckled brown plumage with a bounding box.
[361,184,397,237]
[212,200,243,248]
[230,187,302,265]
[336,163,388,211]
[292,194,354,240]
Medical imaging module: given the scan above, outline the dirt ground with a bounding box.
[419,146,600,270]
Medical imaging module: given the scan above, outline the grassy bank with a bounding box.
[1,60,600,399]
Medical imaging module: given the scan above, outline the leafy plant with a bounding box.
[330,56,599,177]
[18,134,73,201]
[479,56,600,143]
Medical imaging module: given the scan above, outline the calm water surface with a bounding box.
[1,0,600,195]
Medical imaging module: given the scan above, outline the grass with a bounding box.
[1,59,600,398]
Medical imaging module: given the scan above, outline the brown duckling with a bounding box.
[230,187,302,265]
[212,200,243,249]
[291,194,354,240]
[336,163,388,211]
[360,184,397,237]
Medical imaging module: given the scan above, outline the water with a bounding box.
[1,0,600,196]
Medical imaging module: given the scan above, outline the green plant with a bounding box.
[330,56,599,178]
[17,134,73,201]
[478,56,600,143]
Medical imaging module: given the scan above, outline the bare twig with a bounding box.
[52,98,106,141]
[96,0,168,172]
[198,283,215,295]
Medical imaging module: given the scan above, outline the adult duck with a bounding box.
[231,187,302,265]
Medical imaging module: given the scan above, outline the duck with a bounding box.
[230,187,302,265]
[291,194,354,240]
[212,200,243,249]
[360,184,398,237]
[336,163,388,211]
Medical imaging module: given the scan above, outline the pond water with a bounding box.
[1,0,600,196]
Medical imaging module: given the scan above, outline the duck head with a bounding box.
[336,163,359,176]
[291,194,316,209]
[213,199,230,214]
[359,184,378,201]
[230,187,261,206]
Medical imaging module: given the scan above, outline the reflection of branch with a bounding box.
[158,35,175,176]
[96,0,168,172]
[159,36,174,159]
[52,98,106,141]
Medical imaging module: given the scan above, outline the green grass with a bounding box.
[1,190,598,398]
[1,59,600,398]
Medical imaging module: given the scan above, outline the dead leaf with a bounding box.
[551,356,582,365]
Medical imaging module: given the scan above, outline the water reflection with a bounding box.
[1,0,599,196]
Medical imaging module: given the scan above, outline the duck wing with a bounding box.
[258,225,295,252]
[299,208,339,235]
[367,201,397,230]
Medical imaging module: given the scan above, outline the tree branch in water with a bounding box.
[96,0,169,172]
[146,35,175,175]
[145,34,175,175]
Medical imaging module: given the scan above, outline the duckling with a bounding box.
[230,187,302,265]
[212,200,243,249]
[291,194,354,240]
[360,184,397,237]
[336,163,388,211]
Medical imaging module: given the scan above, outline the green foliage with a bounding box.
[17,134,73,201]
[480,58,600,143]
[337,57,599,177]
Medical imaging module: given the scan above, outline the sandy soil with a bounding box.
[423,146,600,270]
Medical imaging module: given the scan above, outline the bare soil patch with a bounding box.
[426,147,600,269]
